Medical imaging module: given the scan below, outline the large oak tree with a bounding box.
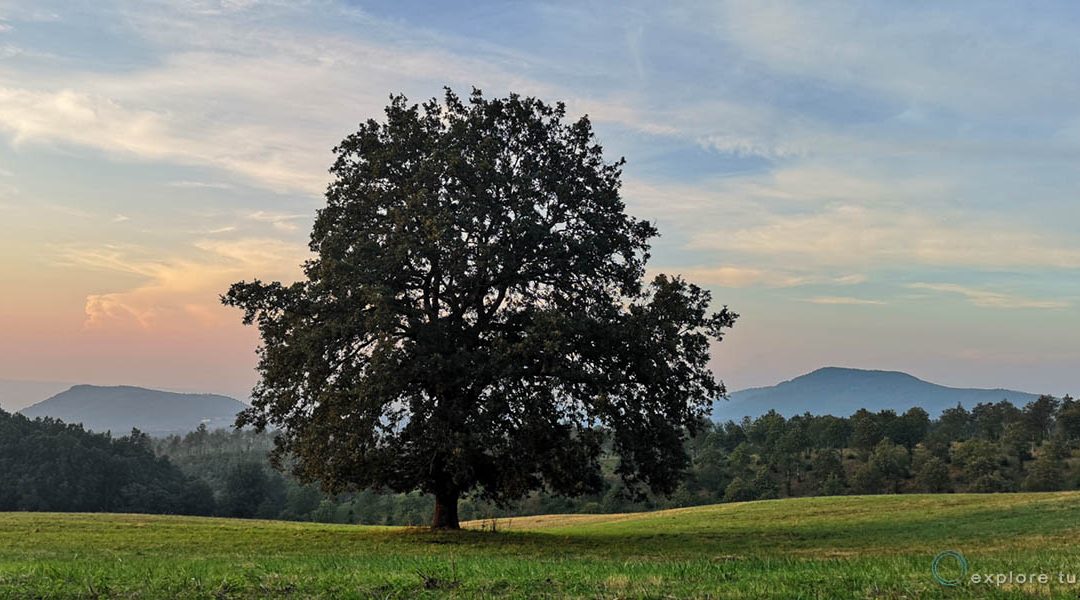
[224,89,736,529]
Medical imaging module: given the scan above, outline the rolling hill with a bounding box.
[714,366,1041,421]
[18,385,247,435]
[2,493,1078,597]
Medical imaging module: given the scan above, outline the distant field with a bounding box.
[3,493,1080,598]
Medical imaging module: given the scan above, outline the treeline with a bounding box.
[148,394,1080,524]
[0,410,212,514]
[683,394,1080,503]
[4,395,1079,523]
[153,426,466,524]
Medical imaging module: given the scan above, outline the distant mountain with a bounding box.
[713,367,1041,421]
[19,385,247,435]
[0,379,74,412]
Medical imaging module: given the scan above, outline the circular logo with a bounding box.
[932,550,969,586]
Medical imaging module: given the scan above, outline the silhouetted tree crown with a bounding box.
[223,89,737,529]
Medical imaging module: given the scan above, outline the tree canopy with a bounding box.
[223,88,737,528]
[0,410,212,515]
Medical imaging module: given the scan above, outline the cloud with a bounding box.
[651,265,868,289]
[650,265,793,288]
[0,180,17,199]
[0,5,61,23]
[690,204,1080,270]
[0,10,367,193]
[203,225,238,234]
[168,180,235,190]
[804,296,885,306]
[0,86,330,194]
[833,274,867,285]
[623,165,948,233]
[111,214,130,223]
[55,238,309,331]
[685,102,817,159]
[0,1,723,196]
[246,210,308,232]
[908,283,1070,310]
[0,42,21,59]
[707,1,1080,116]
[171,0,267,16]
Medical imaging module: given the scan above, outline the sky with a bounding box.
[1,0,1078,403]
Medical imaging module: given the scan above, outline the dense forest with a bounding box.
[0,410,212,514]
[3,394,1079,524]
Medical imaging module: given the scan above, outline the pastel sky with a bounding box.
[1,0,1078,402]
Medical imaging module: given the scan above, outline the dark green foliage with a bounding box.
[951,439,1000,480]
[850,463,884,494]
[222,89,736,528]
[849,409,883,454]
[1055,396,1080,442]
[1022,450,1066,492]
[1024,395,1060,443]
[972,400,1021,441]
[868,439,910,493]
[6,388,1079,524]
[684,428,734,495]
[809,450,846,494]
[220,462,270,518]
[952,439,1011,492]
[808,415,851,450]
[722,476,757,503]
[283,484,323,520]
[1002,420,1034,464]
[818,474,847,496]
[935,403,974,442]
[151,393,1078,522]
[889,407,930,450]
[912,452,951,493]
[0,410,212,515]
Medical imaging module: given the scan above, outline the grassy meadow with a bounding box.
[2,493,1080,598]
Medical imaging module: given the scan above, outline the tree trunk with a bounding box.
[432,489,460,530]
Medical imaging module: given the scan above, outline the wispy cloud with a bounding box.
[167,180,234,190]
[804,296,885,306]
[653,265,867,289]
[202,225,237,235]
[908,283,1070,310]
[690,204,1080,270]
[55,238,308,331]
[0,86,329,194]
[705,0,1080,116]
[246,210,308,232]
[0,2,722,195]
[0,6,61,23]
[650,266,796,288]
[0,10,446,192]
[3,0,1080,394]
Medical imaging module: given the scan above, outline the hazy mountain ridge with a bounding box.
[714,367,1042,421]
[18,385,248,435]
[0,379,74,412]
[9,370,1046,433]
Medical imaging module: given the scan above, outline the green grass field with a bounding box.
[3,493,1080,598]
